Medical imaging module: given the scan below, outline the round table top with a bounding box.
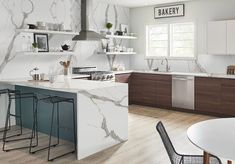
[187,118,235,161]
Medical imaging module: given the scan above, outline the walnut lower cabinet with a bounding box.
[195,77,235,116]
[129,73,172,108]
[115,73,131,83]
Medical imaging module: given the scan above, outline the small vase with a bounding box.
[107,29,111,35]
[64,68,68,75]
[33,47,38,53]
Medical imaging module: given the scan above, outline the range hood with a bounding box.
[72,0,106,41]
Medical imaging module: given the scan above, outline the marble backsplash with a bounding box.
[0,0,130,79]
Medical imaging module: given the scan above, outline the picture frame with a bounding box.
[120,24,129,35]
[33,33,49,52]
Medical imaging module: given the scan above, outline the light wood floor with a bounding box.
[0,105,229,164]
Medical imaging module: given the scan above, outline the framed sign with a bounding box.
[154,4,185,19]
[33,33,49,52]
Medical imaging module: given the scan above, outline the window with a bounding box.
[146,22,195,59]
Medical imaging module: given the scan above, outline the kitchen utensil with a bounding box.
[115,31,123,36]
[29,67,40,81]
[40,73,45,80]
[28,24,37,29]
[61,44,70,51]
[49,75,56,83]
[36,22,46,30]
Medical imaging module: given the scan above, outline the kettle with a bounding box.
[61,44,70,51]
[29,67,40,81]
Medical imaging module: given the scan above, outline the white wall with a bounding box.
[130,0,235,73]
[0,0,130,79]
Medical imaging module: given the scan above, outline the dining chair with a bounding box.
[156,121,222,164]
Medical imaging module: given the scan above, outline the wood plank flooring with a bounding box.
[0,105,230,164]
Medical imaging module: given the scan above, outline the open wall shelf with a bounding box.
[16,51,75,56]
[16,29,79,35]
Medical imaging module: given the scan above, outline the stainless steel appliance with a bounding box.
[172,75,195,110]
[72,67,115,81]
[72,0,106,41]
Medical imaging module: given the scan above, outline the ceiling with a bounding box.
[107,0,193,8]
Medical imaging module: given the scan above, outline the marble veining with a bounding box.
[85,91,126,142]
[79,90,128,108]
[101,118,125,142]
[0,0,130,78]
[79,89,127,143]
[0,0,34,73]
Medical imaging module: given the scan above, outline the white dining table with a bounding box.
[187,118,235,164]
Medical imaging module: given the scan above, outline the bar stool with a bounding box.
[30,96,76,161]
[0,89,23,139]
[2,90,38,152]
[0,89,14,136]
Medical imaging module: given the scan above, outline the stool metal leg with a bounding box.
[72,100,77,151]
[19,95,23,135]
[48,103,55,161]
[29,98,39,153]
[3,96,38,152]
[47,100,76,161]
[2,97,12,151]
[57,103,60,145]
[30,103,59,154]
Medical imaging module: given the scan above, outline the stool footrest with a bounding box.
[30,143,59,154]
[9,114,20,118]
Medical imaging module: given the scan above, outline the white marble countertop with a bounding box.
[113,70,235,79]
[0,78,127,93]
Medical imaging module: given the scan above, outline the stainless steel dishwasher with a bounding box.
[172,75,195,110]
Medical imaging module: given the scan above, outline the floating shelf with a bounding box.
[16,29,79,35]
[16,51,75,56]
[105,35,137,40]
[98,52,137,55]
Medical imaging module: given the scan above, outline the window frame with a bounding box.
[145,22,197,60]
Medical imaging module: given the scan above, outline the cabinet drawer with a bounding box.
[131,73,171,81]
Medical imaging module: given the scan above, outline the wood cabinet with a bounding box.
[221,79,235,115]
[195,77,222,114]
[129,73,172,108]
[207,21,227,55]
[195,77,235,116]
[115,73,131,83]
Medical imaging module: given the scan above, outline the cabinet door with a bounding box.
[227,20,235,55]
[221,79,235,116]
[195,77,222,113]
[129,73,157,106]
[115,74,131,83]
[156,75,172,108]
[207,21,227,55]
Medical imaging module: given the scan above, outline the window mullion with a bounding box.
[168,24,171,58]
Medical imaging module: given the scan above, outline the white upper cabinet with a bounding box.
[207,21,227,55]
[227,20,235,55]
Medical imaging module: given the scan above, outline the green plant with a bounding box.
[32,42,38,48]
[106,22,113,29]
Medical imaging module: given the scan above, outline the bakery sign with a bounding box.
[154,4,185,19]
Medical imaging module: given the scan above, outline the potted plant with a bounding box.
[32,43,38,53]
[106,22,113,35]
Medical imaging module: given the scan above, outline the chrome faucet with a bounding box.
[161,58,170,72]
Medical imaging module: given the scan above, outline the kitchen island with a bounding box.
[0,78,128,160]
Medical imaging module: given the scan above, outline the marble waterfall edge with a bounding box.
[77,84,128,160]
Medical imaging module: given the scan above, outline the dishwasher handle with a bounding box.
[172,78,188,81]
[172,76,194,81]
